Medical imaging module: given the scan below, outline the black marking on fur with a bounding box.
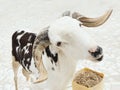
[12,30,36,72]
[45,46,58,64]
[42,51,44,55]
[51,67,55,71]
[51,60,53,64]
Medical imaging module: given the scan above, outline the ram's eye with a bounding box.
[57,42,61,46]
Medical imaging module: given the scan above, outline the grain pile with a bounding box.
[73,70,103,88]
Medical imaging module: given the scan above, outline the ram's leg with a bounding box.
[12,56,20,90]
[22,68,30,81]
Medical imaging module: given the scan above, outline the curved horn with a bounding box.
[32,27,50,59]
[32,28,50,83]
[72,9,113,27]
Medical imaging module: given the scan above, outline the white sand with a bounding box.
[0,0,120,90]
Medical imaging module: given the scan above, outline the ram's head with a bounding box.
[33,9,112,64]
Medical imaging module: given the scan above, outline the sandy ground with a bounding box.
[0,0,120,90]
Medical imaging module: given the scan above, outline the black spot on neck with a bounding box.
[51,67,55,71]
[54,53,58,63]
[45,46,58,64]
[42,51,44,55]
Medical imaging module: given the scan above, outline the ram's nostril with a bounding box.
[88,46,103,58]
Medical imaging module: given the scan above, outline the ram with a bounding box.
[12,10,112,90]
